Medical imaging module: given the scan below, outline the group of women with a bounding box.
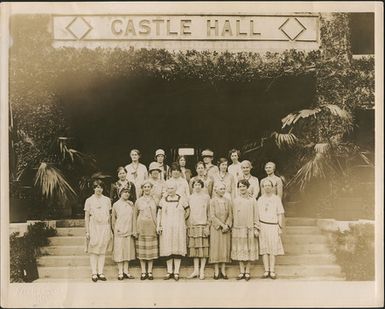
[84,148,285,282]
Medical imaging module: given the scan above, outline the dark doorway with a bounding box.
[58,73,316,175]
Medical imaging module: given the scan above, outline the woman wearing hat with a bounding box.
[125,149,148,198]
[157,180,190,281]
[135,181,159,280]
[111,185,137,280]
[110,166,137,204]
[84,179,112,282]
[201,149,219,179]
[154,149,170,181]
[148,162,167,205]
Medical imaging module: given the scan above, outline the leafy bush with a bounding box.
[331,223,375,280]
[10,222,57,282]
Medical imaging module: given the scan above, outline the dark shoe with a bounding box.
[118,274,124,281]
[262,271,270,279]
[140,273,147,280]
[222,274,228,280]
[214,274,219,280]
[269,272,277,280]
[148,272,154,280]
[164,273,173,280]
[91,274,98,282]
[97,273,107,281]
[236,273,245,280]
[174,273,180,281]
[123,273,135,279]
[244,273,251,281]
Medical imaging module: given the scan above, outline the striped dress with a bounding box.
[135,196,159,260]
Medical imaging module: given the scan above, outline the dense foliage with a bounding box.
[9,13,374,217]
[331,223,375,280]
[10,222,57,282]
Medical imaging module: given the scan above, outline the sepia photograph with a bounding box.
[0,1,383,308]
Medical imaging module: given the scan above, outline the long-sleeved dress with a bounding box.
[135,195,159,260]
[209,196,233,263]
[187,192,210,258]
[158,194,190,257]
[125,162,148,197]
[112,199,136,262]
[110,180,137,204]
[231,195,259,261]
[84,194,112,255]
[257,194,285,256]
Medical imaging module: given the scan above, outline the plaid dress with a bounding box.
[135,196,159,260]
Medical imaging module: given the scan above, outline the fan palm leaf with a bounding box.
[287,152,336,191]
[34,162,77,202]
[272,131,299,149]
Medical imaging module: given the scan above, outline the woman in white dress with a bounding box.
[84,179,112,282]
[125,149,148,198]
[157,180,190,281]
[257,179,285,279]
[111,186,137,280]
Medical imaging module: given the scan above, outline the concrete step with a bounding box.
[55,217,319,228]
[34,275,346,282]
[41,242,331,257]
[37,264,343,280]
[38,253,336,267]
[284,217,317,226]
[48,234,328,246]
[55,226,323,237]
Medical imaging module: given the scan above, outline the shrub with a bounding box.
[10,222,57,282]
[331,223,375,280]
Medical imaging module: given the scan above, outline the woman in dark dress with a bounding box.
[110,166,137,204]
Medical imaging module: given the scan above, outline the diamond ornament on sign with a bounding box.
[66,17,93,40]
[279,17,306,41]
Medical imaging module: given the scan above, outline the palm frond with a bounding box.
[314,143,330,154]
[286,152,335,191]
[273,132,299,149]
[321,104,352,122]
[34,162,77,202]
[281,108,321,128]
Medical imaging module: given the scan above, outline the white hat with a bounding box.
[149,162,162,172]
[155,149,166,157]
[201,149,214,157]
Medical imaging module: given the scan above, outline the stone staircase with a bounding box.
[35,217,345,281]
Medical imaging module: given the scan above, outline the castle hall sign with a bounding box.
[53,14,320,52]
